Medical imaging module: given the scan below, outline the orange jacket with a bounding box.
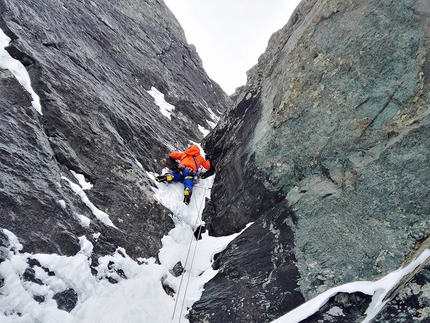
[169,144,210,172]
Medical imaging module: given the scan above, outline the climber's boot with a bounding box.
[183,188,191,205]
[156,174,174,183]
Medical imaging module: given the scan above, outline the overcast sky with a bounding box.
[164,0,302,94]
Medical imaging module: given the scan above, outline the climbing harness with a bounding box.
[171,185,211,322]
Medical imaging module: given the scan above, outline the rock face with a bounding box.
[2,0,430,322]
[0,0,230,259]
[194,0,430,321]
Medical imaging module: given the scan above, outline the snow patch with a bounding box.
[146,86,175,120]
[59,199,67,209]
[70,170,93,190]
[61,173,116,228]
[198,124,209,137]
[75,213,91,228]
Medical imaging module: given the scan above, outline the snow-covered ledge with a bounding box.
[272,249,430,323]
[0,28,42,115]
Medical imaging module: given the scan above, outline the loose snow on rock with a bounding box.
[0,28,42,115]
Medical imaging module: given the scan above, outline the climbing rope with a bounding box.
[171,186,210,322]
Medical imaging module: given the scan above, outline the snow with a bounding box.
[0,28,42,115]
[206,119,216,129]
[59,199,67,209]
[61,173,116,228]
[197,98,219,124]
[70,171,93,190]
[146,86,175,120]
[272,249,430,323]
[146,87,218,129]
[75,213,91,228]
[198,124,210,137]
[0,171,244,322]
[0,149,429,323]
[2,168,429,323]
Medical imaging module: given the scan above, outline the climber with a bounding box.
[155,144,211,205]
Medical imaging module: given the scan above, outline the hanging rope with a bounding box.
[171,186,209,322]
[178,189,207,321]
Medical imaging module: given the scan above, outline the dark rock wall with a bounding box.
[0,0,230,258]
[191,201,305,322]
[197,0,430,321]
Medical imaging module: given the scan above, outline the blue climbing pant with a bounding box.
[170,168,194,192]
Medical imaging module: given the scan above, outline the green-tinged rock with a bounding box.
[200,0,430,321]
